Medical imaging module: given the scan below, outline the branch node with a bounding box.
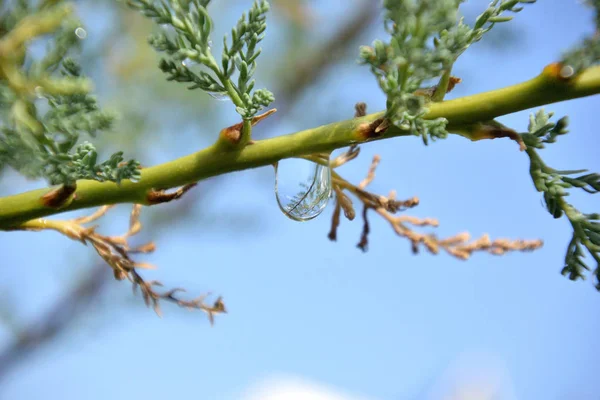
[357,117,389,141]
[147,183,197,205]
[543,62,577,82]
[218,109,277,146]
[40,183,77,208]
[469,121,527,151]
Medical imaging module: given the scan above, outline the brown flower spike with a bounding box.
[327,103,543,258]
[14,204,225,322]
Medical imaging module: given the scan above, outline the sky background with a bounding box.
[1,0,599,399]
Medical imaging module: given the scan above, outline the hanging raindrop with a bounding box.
[274,158,332,221]
[74,27,87,39]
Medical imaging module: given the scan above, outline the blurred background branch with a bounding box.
[0,0,381,383]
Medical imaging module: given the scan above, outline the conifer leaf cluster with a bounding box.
[522,110,600,289]
[0,3,140,185]
[359,0,534,144]
[127,0,274,119]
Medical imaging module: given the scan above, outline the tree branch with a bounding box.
[0,64,599,228]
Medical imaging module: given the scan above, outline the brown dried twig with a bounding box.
[13,205,226,322]
[327,103,543,259]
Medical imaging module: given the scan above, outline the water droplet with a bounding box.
[74,27,87,39]
[274,158,332,221]
[208,39,213,48]
[208,92,230,101]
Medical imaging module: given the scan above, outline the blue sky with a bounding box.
[1,0,599,399]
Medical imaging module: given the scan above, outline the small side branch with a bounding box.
[11,205,225,322]
[217,109,277,147]
[329,149,543,260]
[147,183,197,205]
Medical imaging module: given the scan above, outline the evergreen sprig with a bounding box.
[0,5,140,186]
[522,110,600,289]
[46,142,141,185]
[360,0,534,144]
[128,0,274,119]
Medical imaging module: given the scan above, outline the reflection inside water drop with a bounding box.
[274,158,332,222]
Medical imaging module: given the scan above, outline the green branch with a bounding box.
[0,64,599,228]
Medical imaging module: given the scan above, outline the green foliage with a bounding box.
[0,3,140,186]
[46,142,141,185]
[127,0,274,119]
[359,0,534,144]
[522,110,600,289]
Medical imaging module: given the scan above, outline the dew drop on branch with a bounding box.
[75,27,87,39]
[274,158,332,221]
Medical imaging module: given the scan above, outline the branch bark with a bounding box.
[0,64,599,228]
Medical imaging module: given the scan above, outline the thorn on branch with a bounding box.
[131,270,226,323]
[147,183,197,205]
[218,108,277,145]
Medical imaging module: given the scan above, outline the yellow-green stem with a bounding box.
[0,64,599,228]
[432,68,452,102]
